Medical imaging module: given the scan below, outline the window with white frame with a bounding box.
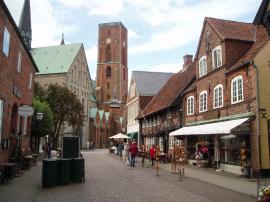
[157,116,160,125]
[29,73,33,90]
[159,137,163,152]
[0,100,4,143]
[187,96,194,115]
[3,27,10,57]
[17,51,22,73]
[169,136,174,149]
[212,45,222,69]
[199,90,207,112]
[153,117,156,126]
[231,75,244,104]
[199,56,207,77]
[213,84,223,108]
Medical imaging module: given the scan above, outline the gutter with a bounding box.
[251,60,262,177]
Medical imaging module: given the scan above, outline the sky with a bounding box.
[4,0,261,81]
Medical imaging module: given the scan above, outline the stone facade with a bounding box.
[34,45,94,148]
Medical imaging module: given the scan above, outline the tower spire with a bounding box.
[19,0,32,50]
[60,31,65,45]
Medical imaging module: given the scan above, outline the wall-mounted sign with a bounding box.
[18,105,34,117]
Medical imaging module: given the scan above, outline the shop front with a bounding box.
[169,118,251,176]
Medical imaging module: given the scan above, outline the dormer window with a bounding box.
[212,45,222,69]
[199,56,207,77]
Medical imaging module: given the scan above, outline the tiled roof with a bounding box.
[206,17,255,42]
[32,43,82,74]
[139,64,195,118]
[227,25,270,73]
[133,71,174,96]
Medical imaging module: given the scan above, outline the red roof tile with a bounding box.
[138,64,195,118]
[206,17,256,41]
[227,25,270,73]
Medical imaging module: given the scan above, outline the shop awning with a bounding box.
[169,118,249,137]
[127,132,138,139]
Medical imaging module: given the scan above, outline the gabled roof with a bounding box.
[206,17,255,42]
[195,17,255,59]
[89,108,98,118]
[132,71,174,96]
[32,43,82,74]
[98,110,104,119]
[104,112,110,123]
[226,25,270,73]
[139,64,195,118]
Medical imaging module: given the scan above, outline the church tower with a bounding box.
[96,22,128,106]
[18,0,32,50]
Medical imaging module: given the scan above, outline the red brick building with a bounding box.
[93,22,128,148]
[138,56,195,154]
[171,2,270,176]
[0,0,38,161]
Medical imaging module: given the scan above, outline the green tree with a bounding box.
[31,98,53,153]
[45,84,83,145]
[33,82,46,101]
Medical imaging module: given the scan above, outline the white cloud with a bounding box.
[4,0,79,48]
[128,29,139,39]
[85,46,98,79]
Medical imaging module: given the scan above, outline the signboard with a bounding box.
[18,105,34,117]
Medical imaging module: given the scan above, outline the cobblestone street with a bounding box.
[0,149,256,202]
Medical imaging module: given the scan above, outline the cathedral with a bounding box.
[90,22,128,148]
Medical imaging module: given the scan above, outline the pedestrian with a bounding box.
[123,142,129,162]
[149,145,155,167]
[130,141,138,167]
[141,144,146,167]
[87,141,90,150]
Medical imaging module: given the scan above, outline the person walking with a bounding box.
[141,144,146,167]
[130,141,138,167]
[149,145,155,167]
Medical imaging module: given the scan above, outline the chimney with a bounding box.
[183,54,193,69]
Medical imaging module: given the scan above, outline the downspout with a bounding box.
[251,60,262,177]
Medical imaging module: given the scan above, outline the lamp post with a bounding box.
[36,112,43,154]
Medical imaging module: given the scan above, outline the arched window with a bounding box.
[213,84,223,108]
[105,45,111,62]
[187,96,194,115]
[106,66,111,78]
[199,56,207,77]
[199,90,207,113]
[122,47,126,66]
[212,45,222,69]
[231,75,243,104]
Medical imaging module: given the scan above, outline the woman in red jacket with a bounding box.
[149,145,155,167]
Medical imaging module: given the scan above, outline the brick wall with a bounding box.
[0,4,37,161]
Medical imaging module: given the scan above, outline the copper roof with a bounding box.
[139,64,195,118]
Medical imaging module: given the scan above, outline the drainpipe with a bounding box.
[251,60,261,177]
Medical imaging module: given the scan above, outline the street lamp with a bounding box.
[36,112,43,154]
[37,112,43,121]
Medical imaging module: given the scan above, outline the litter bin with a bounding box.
[57,159,71,185]
[243,165,250,178]
[42,159,58,187]
[71,158,84,183]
